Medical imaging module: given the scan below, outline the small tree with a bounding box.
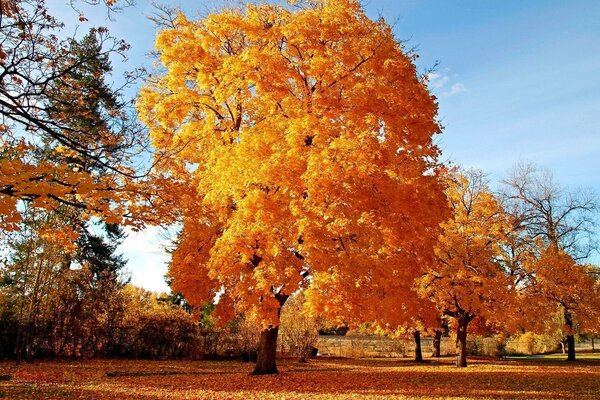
[501,162,599,360]
[431,316,449,358]
[417,170,516,367]
[501,162,598,261]
[531,248,600,360]
[279,293,319,362]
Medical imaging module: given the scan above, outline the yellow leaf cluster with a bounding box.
[138,0,447,327]
[416,171,514,324]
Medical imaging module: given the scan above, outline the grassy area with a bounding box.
[1,356,599,399]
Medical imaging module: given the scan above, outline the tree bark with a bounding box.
[564,311,576,361]
[252,293,288,375]
[431,329,442,358]
[414,330,423,362]
[566,334,576,361]
[456,316,472,367]
[253,326,280,375]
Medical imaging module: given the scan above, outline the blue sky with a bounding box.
[50,0,600,292]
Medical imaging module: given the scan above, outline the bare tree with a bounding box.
[501,161,598,260]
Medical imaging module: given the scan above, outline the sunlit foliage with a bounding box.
[138,0,447,373]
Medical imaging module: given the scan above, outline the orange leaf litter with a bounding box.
[1,357,599,399]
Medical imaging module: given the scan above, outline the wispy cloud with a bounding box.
[426,72,449,89]
[443,83,466,97]
[120,226,174,256]
[425,70,466,98]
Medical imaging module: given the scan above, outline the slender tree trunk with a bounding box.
[252,293,288,375]
[456,316,471,368]
[414,330,423,362]
[431,329,442,358]
[25,334,35,364]
[24,311,38,364]
[15,325,24,365]
[564,311,576,361]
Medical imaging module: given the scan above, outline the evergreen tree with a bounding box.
[0,31,133,361]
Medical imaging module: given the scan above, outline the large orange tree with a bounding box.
[138,0,446,374]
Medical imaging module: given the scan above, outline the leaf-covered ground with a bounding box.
[1,356,599,399]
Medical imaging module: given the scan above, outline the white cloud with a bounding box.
[120,226,173,255]
[118,226,173,293]
[425,72,449,90]
[425,70,466,98]
[443,83,466,97]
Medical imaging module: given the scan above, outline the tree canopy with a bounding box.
[138,0,448,373]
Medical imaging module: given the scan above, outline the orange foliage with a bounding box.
[138,0,447,328]
[532,248,600,335]
[416,170,519,366]
[0,140,174,233]
[417,171,514,327]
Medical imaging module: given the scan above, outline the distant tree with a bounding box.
[417,170,516,367]
[279,293,319,362]
[528,248,600,361]
[408,302,441,363]
[431,316,449,358]
[501,162,598,260]
[501,162,599,360]
[1,208,72,362]
[74,223,127,286]
[0,207,129,361]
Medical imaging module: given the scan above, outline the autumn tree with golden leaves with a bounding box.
[521,247,600,361]
[138,0,447,374]
[417,170,516,367]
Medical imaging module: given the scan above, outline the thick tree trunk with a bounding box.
[252,293,288,375]
[414,330,423,362]
[564,312,576,361]
[456,316,471,368]
[431,329,442,358]
[253,326,279,375]
[566,334,576,361]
